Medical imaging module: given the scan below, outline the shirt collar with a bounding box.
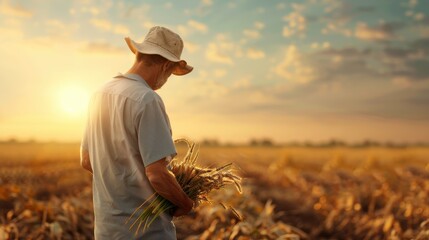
[114,73,151,89]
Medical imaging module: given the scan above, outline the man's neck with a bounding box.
[126,63,157,90]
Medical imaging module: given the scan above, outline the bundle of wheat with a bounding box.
[127,139,242,234]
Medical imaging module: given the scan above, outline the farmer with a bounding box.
[80,26,194,239]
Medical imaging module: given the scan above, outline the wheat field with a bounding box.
[0,142,428,239]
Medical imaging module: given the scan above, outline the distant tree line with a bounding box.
[198,138,429,148]
[1,137,429,148]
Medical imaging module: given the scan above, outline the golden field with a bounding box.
[0,142,429,239]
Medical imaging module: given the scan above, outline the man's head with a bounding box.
[125,26,193,76]
[134,52,176,90]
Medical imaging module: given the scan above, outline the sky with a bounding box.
[0,0,428,144]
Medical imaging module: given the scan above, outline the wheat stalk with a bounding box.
[127,139,242,234]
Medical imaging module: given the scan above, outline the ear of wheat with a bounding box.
[126,138,242,234]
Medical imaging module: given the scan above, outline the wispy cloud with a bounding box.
[382,37,429,81]
[81,42,125,54]
[80,6,100,16]
[243,29,260,39]
[276,3,286,10]
[282,4,306,38]
[188,20,208,33]
[44,19,79,38]
[246,48,265,59]
[205,34,238,64]
[354,22,399,41]
[202,0,212,6]
[184,41,200,54]
[206,43,234,64]
[318,1,373,37]
[274,45,315,84]
[213,69,227,78]
[177,20,208,37]
[254,21,264,30]
[90,18,129,35]
[0,1,33,18]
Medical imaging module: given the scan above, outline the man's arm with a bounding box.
[80,147,93,174]
[145,159,193,217]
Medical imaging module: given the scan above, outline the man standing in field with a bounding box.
[80,26,194,239]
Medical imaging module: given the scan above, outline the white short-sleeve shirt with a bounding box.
[81,73,177,240]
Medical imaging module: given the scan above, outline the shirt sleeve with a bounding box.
[137,97,177,167]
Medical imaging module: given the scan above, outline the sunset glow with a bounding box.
[58,86,90,117]
[0,0,428,143]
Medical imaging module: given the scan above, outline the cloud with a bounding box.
[187,20,208,33]
[205,34,239,65]
[267,44,417,119]
[282,7,306,38]
[184,41,200,53]
[271,46,380,100]
[44,19,79,38]
[113,25,129,35]
[243,29,260,39]
[366,87,429,120]
[142,21,156,30]
[313,48,378,81]
[214,69,227,78]
[254,21,265,30]
[320,47,372,57]
[80,6,100,16]
[274,45,315,84]
[408,0,418,8]
[318,2,374,37]
[206,43,234,64]
[81,42,125,54]
[391,77,412,88]
[90,18,110,31]
[90,18,129,35]
[390,59,429,81]
[311,42,331,49]
[232,77,251,89]
[227,3,236,9]
[382,38,429,81]
[412,38,429,52]
[246,48,265,59]
[0,25,24,39]
[354,22,400,41]
[414,13,425,21]
[255,7,265,14]
[120,3,150,19]
[0,1,33,18]
[241,22,265,43]
[180,77,229,101]
[202,0,212,6]
[321,22,352,36]
[177,20,208,37]
[276,3,286,10]
[184,0,212,17]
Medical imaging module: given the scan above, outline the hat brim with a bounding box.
[125,37,193,76]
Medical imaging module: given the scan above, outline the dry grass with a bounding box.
[0,142,429,239]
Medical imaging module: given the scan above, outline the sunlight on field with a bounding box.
[0,142,429,239]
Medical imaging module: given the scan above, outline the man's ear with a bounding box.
[163,61,176,72]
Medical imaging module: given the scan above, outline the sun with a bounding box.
[58,86,90,117]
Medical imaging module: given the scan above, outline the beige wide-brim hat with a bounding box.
[125,26,193,76]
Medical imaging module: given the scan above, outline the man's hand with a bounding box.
[173,199,194,217]
[145,159,194,217]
